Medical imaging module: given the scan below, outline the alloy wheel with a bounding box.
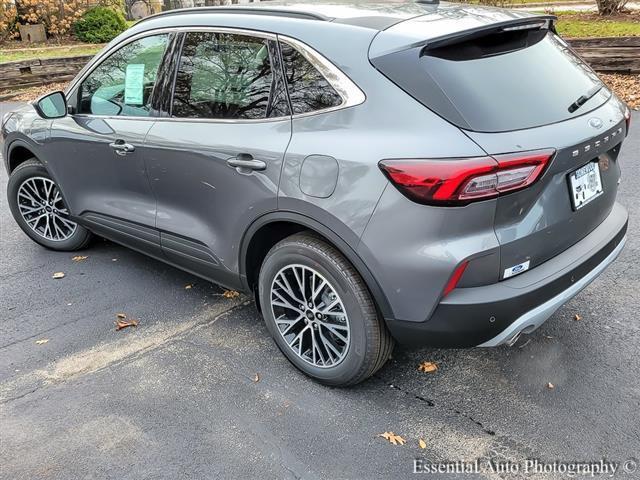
[270,264,350,368]
[16,176,77,241]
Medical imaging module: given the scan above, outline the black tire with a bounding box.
[258,232,394,386]
[7,159,92,251]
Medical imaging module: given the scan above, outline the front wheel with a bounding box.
[7,159,92,251]
[258,232,393,386]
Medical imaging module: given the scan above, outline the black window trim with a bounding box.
[66,26,365,123]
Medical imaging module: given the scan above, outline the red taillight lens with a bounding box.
[624,106,631,137]
[379,149,555,206]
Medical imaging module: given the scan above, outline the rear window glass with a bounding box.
[280,42,343,114]
[372,31,609,132]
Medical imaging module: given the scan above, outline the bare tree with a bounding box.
[595,0,629,15]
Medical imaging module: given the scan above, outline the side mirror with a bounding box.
[33,91,68,119]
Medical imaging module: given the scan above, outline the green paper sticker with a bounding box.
[125,64,145,105]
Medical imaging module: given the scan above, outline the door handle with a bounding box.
[109,140,135,156]
[227,154,266,172]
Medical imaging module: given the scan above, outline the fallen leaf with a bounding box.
[112,258,118,262]
[223,290,240,299]
[116,313,127,319]
[547,382,555,390]
[574,314,582,321]
[52,272,65,279]
[601,73,640,110]
[417,361,438,373]
[71,255,88,262]
[253,373,260,383]
[35,339,49,345]
[378,432,406,446]
[185,284,193,290]
[115,318,139,331]
[419,438,427,449]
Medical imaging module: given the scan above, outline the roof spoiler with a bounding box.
[421,16,557,52]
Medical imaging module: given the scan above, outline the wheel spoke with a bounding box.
[292,266,305,301]
[311,278,326,301]
[18,204,42,215]
[272,289,303,313]
[321,322,349,344]
[274,273,303,305]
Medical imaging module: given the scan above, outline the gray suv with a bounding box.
[2,1,630,386]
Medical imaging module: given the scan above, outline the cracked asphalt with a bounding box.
[1,103,639,479]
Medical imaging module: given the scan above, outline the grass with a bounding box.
[0,44,103,63]
[553,12,640,37]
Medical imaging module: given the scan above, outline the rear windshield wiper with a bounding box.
[568,85,604,113]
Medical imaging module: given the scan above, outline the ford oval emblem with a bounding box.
[589,117,603,129]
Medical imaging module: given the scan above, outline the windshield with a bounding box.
[372,31,610,132]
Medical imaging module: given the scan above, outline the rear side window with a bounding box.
[280,42,343,115]
[172,32,276,120]
[371,30,608,132]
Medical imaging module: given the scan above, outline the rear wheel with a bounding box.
[7,159,92,251]
[258,232,393,386]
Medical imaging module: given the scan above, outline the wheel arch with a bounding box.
[6,140,38,173]
[240,211,393,320]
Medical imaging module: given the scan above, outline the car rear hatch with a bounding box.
[370,8,629,282]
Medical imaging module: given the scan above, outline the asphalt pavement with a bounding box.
[1,103,639,480]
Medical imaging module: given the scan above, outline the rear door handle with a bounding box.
[227,154,266,172]
[109,140,135,156]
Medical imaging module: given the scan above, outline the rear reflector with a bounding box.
[379,149,555,206]
[442,261,469,298]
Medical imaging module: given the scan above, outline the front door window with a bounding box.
[77,34,169,117]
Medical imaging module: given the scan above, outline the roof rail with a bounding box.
[134,6,330,26]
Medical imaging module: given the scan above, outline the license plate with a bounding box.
[569,161,603,210]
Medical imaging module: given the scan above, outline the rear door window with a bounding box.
[172,32,281,120]
[371,30,609,132]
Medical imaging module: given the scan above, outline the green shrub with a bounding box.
[73,6,126,44]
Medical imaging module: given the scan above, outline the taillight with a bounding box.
[379,149,555,206]
[624,106,631,137]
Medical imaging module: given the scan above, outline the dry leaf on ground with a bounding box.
[35,339,49,345]
[601,73,640,110]
[115,318,139,331]
[547,382,555,390]
[71,255,88,262]
[419,438,427,449]
[116,313,127,319]
[185,284,193,289]
[378,432,406,446]
[253,373,260,383]
[223,290,240,298]
[52,272,65,279]
[574,314,582,321]
[418,361,438,373]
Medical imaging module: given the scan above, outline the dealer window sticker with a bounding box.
[124,64,145,106]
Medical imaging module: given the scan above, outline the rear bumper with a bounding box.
[386,202,628,347]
